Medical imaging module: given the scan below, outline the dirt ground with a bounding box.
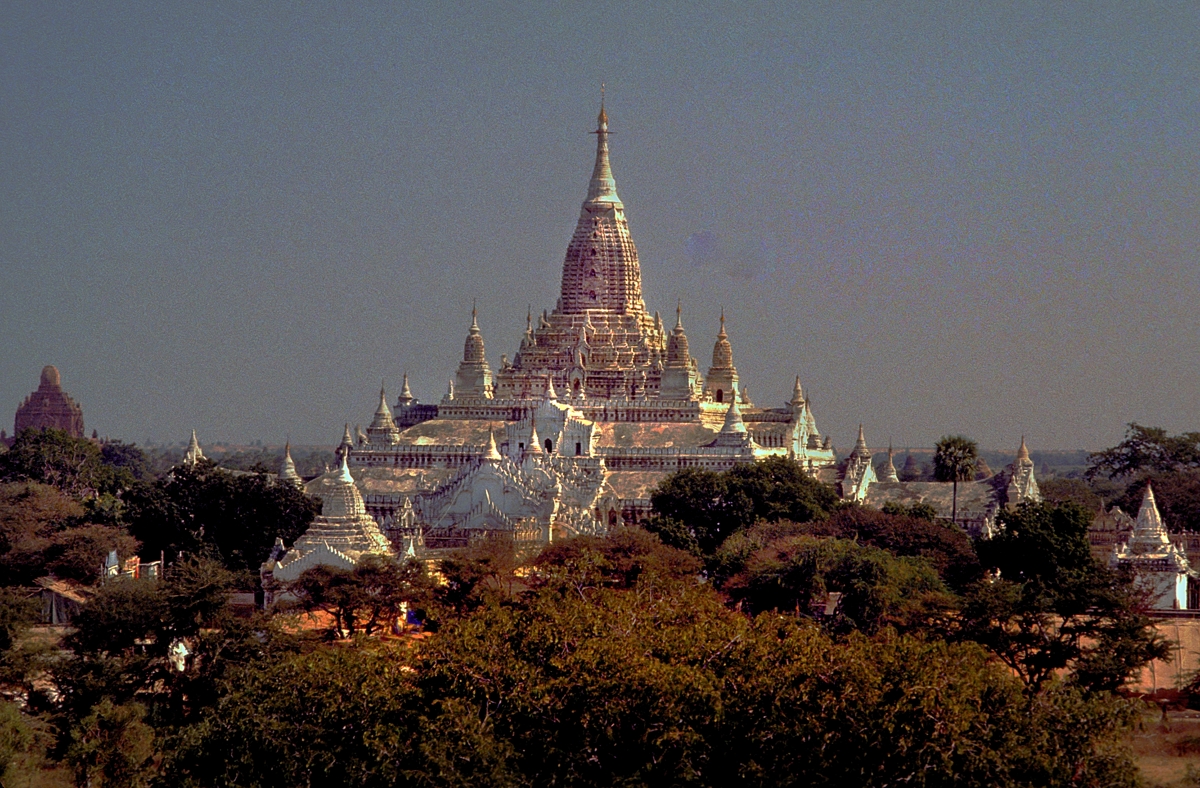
[1130,708,1200,787]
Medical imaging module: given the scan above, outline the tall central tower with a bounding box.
[493,102,669,401]
[557,103,647,315]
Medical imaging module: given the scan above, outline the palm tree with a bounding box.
[934,435,978,526]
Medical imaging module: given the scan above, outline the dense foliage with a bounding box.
[123,459,320,572]
[646,457,839,555]
[0,431,1190,786]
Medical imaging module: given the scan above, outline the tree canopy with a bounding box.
[122,459,320,572]
[1087,423,1200,480]
[962,501,1169,693]
[647,457,838,556]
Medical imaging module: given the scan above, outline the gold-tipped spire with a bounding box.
[586,93,620,205]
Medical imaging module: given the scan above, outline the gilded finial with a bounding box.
[598,82,607,126]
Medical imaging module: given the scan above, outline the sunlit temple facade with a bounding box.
[315,103,836,557]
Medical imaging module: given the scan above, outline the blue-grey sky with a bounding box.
[3,2,1198,451]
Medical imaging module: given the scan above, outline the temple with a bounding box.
[313,102,836,559]
[13,366,84,440]
[854,433,1043,537]
[1110,484,1197,609]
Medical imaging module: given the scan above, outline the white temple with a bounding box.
[1112,484,1195,610]
[311,101,836,560]
[260,456,394,605]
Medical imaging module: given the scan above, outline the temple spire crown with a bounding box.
[721,400,747,435]
[791,375,805,405]
[586,95,620,205]
[484,431,502,462]
[280,440,301,484]
[1017,435,1030,463]
[183,429,204,466]
[335,453,355,484]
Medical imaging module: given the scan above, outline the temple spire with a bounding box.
[483,430,502,463]
[183,429,204,466]
[280,440,301,485]
[587,93,620,205]
[880,443,900,483]
[397,373,415,406]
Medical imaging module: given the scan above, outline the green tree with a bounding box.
[0,482,137,586]
[1111,470,1200,532]
[66,699,155,788]
[962,501,1170,693]
[160,646,518,788]
[533,527,701,593]
[289,555,429,639]
[1087,422,1200,480]
[802,506,982,590]
[724,535,956,634]
[160,576,1148,787]
[647,457,837,557]
[1038,477,1103,511]
[933,435,978,526]
[99,441,152,483]
[434,538,526,617]
[880,500,939,521]
[122,460,319,572]
[0,428,128,497]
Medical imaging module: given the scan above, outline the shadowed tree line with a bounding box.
[0,426,1192,786]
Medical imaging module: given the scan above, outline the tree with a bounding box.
[933,435,978,526]
[647,458,838,557]
[0,482,136,586]
[159,575,1149,787]
[100,441,152,482]
[961,501,1170,693]
[1038,477,1103,512]
[1111,470,1200,532]
[289,555,429,639]
[66,699,155,788]
[434,538,526,617]
[122,460,319,572]
[533,527,701,592]
[1087,423,1200,480]
[0,428,128,496]
[723,535,956,634]
[805,506,982,590]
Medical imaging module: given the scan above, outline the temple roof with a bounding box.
[280,441,301,483]
[593,421,719,449]
[710,310,735,370]
[585,97,620,206]
[388,418,511,446]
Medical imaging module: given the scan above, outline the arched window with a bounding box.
[545,438,553,453]
[715,389,724,403]
[573,379,582,394]
[575,442,582,456]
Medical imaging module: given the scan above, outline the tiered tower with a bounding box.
[14,366,84,438]
[493,101,667,401]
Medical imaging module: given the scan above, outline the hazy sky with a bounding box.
[3,2,1198,451]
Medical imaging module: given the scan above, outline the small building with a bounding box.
[1111,484,1197,610]
[14,365,84,439]
[260,455,395,606]
[853,435,1042,537]
[35,577,95,625]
